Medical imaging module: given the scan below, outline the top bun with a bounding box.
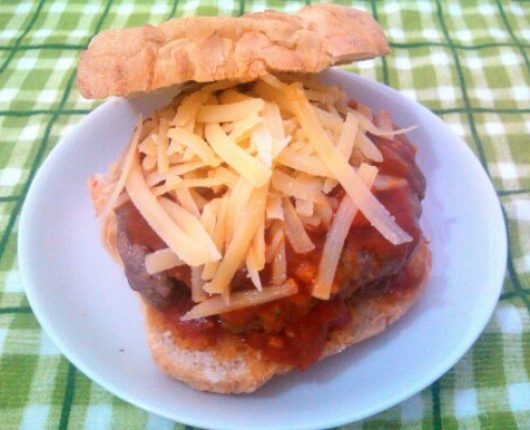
[77,4,389,99]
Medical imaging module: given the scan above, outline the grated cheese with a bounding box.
[251,122,274,167]
[276,148,331,178]
[155,118,170,174]
[313,164,378,300]
[205,123,271,187]
[225,177,253,245]
[175,188,200,217]
[228,113,262,143]
[167,127,220,166]
[356,132,383,163]
[146,161,205,187]
[95,74,419,316]
[350,109,418,140]
[203,183,268,299]
[145,248,184,275]
[125,151,219,266]
[288,85,412,245]
[246,251,263,291]
[272,170,324,203]
[202,195,229,281]
[159,197,220,259]
[99,118,142,223]
[191,266,207,302]
[271,239,287,285]
[336,112,358,160]
[182,282,297,321]
[295,198,314,217]
[197,99,265,123]
[282,197,315,254]
[266,192,284,221]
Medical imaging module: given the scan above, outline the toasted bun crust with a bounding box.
[143,242,431,394]
[77,4,389,99]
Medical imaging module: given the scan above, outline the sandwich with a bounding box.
[80,4,431,393]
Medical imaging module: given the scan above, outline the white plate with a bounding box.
[19,69,506,430]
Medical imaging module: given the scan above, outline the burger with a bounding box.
[80,4,431,393]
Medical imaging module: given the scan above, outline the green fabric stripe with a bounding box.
[497,0,530,74]
[500,291,519,301]
[435,0,491,178]
[168,0,180,19]
[4,107,530,119]
[89,1,116,43]
[2,40,530,53]
[434,107,530,115]
[370,0,390,85]
[0,0,46,76]
[0,43,86,51]
[0,109,90,117]
[58,363,77,430]
[0,196,20,202]
[497,189,530,196]
[390,41,530,50]
[501,205,530,314]
[0,306,32,314]
[507,257,530,315]
[431,380,442,430]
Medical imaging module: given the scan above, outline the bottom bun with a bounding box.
[143,241,432,394]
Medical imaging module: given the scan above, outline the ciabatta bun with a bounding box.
[77,4,388,99]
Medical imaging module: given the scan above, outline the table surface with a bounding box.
[1,1,529,429]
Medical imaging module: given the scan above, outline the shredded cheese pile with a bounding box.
[99,74,416,320]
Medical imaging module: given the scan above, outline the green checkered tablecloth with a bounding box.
[1,0,529,428]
